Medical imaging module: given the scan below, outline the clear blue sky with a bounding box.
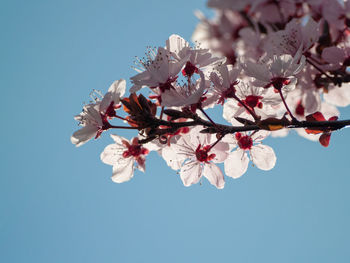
[1,1,350,262]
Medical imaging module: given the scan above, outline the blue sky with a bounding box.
[1,0,350,262]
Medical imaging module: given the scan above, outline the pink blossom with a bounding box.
[166,34,222,78]
[163,126,229,189]
[100,135,150,183]
[265,17,320,56]
[224,130,276,179]
[130,47,186,93]
[241,52,305,92]
[71,79,126,147]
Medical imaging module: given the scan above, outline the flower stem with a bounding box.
[233,94,259,121]
[109,125,140,129]
[278,90,298,123]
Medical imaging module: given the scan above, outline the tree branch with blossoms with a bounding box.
[72,0,350,189]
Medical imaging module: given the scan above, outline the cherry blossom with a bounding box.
[209,64,241,105]
[72,0,350,189]
[160,71,208,108]
[163,126,229,189]
[222,81,281,125]
[100,135,150,183]
[265,17,320,56]
[165,34,222,78]
[71,104,105,147]
[71,79,126,147]
[224,131,276,179]
[130,47,186,93]
[241,51,305,92]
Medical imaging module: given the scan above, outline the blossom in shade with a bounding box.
[224,130,276,179]
[165,34,222,78]
[210,64,241,105]
[322,0,350,30]
[100,135,150,183]
[191,10,245,65]
[264,17,320,56]
[160,70,208,108]
[241,51,305,92]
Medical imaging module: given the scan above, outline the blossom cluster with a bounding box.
[72,0,350,189]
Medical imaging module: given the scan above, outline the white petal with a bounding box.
[100,79,126,112]
[270,54,293,77]
[203,163,225,189]
[211,142,229,163]
[100,144,125,165]
[224,149,249,179]
[223,99,241,124]
[111,158,134,183]
[71,125,99,147]
[320,101,339,119]
[304,89,321,114]
[250,144,276,171]
[110,134,128,145]
[161,147,184,170]
[166,34,189,60]
[323,84,350,107]
[180,161,202,187]
[242,60,270,82]
[251,130,270,142]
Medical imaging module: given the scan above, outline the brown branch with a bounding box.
[156,116,350,134]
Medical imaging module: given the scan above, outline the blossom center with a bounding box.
[243,95,263,109]
[218,81,238,105]
[105,101,117,118]
[195,144,216,163]
[295,100,305,116]
[157,76,178,93]
[123,144,149,158]
[235,132,253,150]
[270,77,291,91]
[182,61,199,77]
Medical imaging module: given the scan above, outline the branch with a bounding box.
[154,115,350,135]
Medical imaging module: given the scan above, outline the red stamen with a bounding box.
[182,61,199,77]
[237,135,253,150]
[295,100,305,116]
[195,144,216,163]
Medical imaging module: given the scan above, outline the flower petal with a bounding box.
[224,149,249,179]
[250,144,276,171]
[100,79,126,112]
[212,141,230,163]
[203,163,225,189]
[100,144,125,166]
[180,161,201,187]
[111,158,134,183]
[71,125,99,147]
[323,84,350,107]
